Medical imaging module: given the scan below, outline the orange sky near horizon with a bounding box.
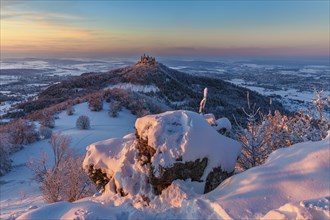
[1,0,329,58]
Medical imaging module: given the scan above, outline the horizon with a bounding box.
[1,0,329,59]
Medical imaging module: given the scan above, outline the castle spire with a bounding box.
[138,54,157,65]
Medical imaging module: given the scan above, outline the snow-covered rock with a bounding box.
[135,110,241,193]
[202,113,232,133]
[16,131,330,220]
[83,133,153,196]
[203,113,216,125]
[83,110,241,196]
[215,117,232,132]
[135,110,240,176]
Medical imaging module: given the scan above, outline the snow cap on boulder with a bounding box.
[135,110,241,179]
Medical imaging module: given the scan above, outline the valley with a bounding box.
[1,57,329,121]
[0,57,329,219]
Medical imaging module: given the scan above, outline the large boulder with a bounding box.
[135,110,241,193]
[83,110,241,197]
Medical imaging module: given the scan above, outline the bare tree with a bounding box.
[49,132,71,169]
[28,152,48,183]
[28,133,96,203]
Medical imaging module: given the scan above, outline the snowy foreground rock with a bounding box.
[83,110,241,196]
[17,124,330,219]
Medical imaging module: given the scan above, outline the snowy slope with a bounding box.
[14,131,330,219]
[207,132,330,219]
[0,102,136,219]
[262,197,330,220]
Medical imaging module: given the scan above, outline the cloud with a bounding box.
[1,10,85,27]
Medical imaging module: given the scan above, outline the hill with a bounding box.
[16,56,286,124]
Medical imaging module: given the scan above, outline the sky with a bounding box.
[1,0,329,59]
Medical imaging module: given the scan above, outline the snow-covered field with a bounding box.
[227,78,329,103]
[2,106,329,219]
[14,133,330,220]
[0,58,133,77]
[0,103,136,219]
[105,83,159,93]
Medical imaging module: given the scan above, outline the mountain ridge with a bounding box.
[16,57,287,124]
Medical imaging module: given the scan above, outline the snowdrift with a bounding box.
[17,123,330,220]
[207,132,330,218]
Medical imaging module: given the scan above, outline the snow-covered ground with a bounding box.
[227,78,330,114]
[1,58,329,219]
[0,102,136,219]
[7,118,330,220]
[0,58,133,77]
[105,83,159,93]
[227,78,329,103]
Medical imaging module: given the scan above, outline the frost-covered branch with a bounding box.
[199,88,208,114]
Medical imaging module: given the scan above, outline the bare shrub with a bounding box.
[41,116,55,128]
[88,96,103,111]
[76,115,90,130]
[235,92,329,172]
[9,119,38,145]
[0,133,12,176]
[66,105,75,116]
[39,126,53,139]
[40,156,95,203]
[108,100,122,117]
[28,133,96,203]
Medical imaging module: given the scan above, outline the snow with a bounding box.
[207,132,330,218]
[203,113,216,125]
[261,197,330,220]
[135,110,241,178]
[82,110,241,201]
[168,66,189,70]
[0,102,136,219]
[0,58,132,76]
[228,78,330,103]
[2,106,330,219]
[18,132,330,220]
[83,134,135,176]
[215,117,232,131]
[0,75,19,85]
[105,83,159,93]
[0,102,13,116]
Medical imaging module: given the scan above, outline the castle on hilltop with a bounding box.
[137,54,157,65]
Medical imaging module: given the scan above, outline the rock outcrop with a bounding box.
[83,110,241,197]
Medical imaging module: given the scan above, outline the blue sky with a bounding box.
[1,0,329,58]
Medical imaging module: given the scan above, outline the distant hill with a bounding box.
[17,56,287,124]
